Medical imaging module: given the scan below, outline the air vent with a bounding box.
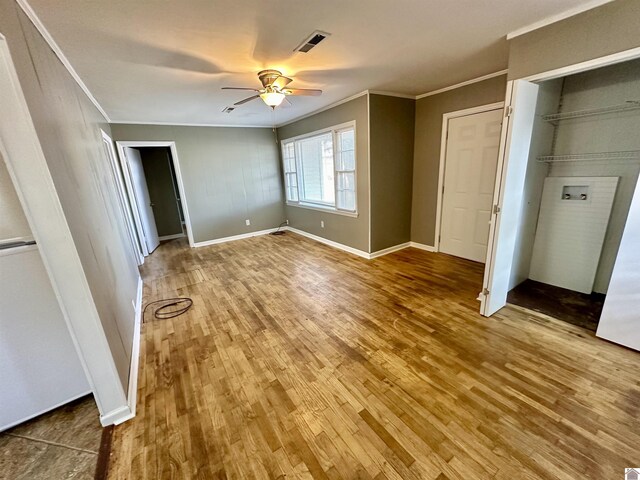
[222,106,235,113]
[294,30,330,53]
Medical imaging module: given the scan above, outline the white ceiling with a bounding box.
[27,0,607,127]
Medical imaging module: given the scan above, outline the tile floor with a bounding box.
[0,395,102,479]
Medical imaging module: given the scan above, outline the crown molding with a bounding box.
[16,0,111,122]
[415,69,508,99]
[109,120,271,128]
[506,0,615,40]
[276,91,369,128]
[368,90,415,99]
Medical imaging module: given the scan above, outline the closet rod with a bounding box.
[537,151,640,163]
[542,101,640,123]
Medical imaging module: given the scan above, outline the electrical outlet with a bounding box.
[285,219,289,225]
[321,220,325,228]
[245,219,250,226]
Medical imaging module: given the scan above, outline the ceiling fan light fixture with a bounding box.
[260,91,285,107]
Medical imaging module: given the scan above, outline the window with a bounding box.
[282,122,357,214]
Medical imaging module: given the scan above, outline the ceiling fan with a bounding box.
[222,69,322,109]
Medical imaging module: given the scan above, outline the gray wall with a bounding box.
[411,74,507,246]
[277,95,370,252]
[139,147,183,238]
[546,59,640,293]
[508,0,640,80]
[110,125,284,244]
[0,1,140,389]
[369,94,415,252]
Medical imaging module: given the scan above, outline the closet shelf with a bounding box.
[537,151,640,163]
[542,101,640,123]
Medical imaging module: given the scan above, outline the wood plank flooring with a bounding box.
[108,233,640,479]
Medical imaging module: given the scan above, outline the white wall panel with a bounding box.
[529,176,618,293]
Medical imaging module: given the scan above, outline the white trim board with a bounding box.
[369,242,411,259]
[159,233,186,241]
[416,70,509,99]
[433,102,505,252]
[522,46,640,82]
[277,91,369,128]
[193,227,282,248]
[506,0,615,40]
[16,0,110,122]
[285,227,371,259]
[100,274,142,426]
[110,120,271,129]
[409,242,436,253]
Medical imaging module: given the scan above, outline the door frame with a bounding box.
[434,102,504,252]
[101,131,144,265]
[116,141,194,250]
[480,45,640,317]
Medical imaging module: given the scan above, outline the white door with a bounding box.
[123,147,160,255]
[440,109,503,262]
[481,80,540,316]
[596,174,640,352]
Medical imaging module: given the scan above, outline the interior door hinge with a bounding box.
[493,204,501,214]
[505,106,513,118]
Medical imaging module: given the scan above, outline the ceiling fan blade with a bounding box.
[272,75,293,89]
[234,95,260,105]
[283,88,322,96]
[222,87,260,91]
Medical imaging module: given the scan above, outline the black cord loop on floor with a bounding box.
[142,298,193,323]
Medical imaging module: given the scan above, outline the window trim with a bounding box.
[281,120,358,216]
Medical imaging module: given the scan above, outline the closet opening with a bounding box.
[504,58,640,332]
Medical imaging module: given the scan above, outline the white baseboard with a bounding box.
[409,242,437,252]
[128,276,143,415]
[193,227,280,248]
[159,233,186,241]
[369,242,411,259]
[100,275,142,427]
[285,227,371,259]
[100,405,133,426]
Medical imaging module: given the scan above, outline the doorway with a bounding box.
[116,142,193,258]
[481,54,640,351]
[435,103,504,262]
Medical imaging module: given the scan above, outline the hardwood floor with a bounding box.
[108,233,640,479]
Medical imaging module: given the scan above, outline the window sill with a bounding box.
[285,202,359,218]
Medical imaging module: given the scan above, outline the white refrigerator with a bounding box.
[0,158,90,431]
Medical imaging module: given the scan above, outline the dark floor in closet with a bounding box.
[507,279,605,332]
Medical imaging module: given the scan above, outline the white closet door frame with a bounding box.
[480,46,640,318]
[480,80,539,316]
[434,102,504,252]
